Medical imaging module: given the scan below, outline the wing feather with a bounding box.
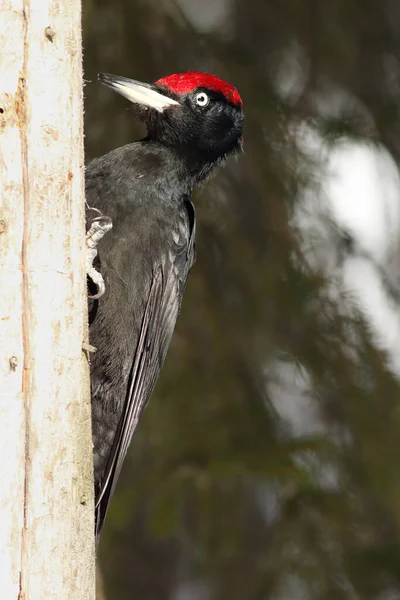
[94,199,195,540]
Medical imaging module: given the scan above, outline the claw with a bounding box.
[86,211,113,299]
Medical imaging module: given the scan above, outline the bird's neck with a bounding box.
[180,148,225,187]
[146,138,225,189]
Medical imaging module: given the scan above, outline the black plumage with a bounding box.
[86,72,244,541]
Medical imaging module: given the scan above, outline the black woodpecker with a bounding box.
[85,71,244,541]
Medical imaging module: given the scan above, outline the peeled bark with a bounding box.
[0,0,94,598]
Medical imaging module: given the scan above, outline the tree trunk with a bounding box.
[0,1,95,598]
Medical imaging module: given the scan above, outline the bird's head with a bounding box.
[98,71,244,162]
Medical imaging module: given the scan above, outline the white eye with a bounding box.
[195,92,209,107]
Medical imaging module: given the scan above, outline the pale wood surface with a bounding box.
[0,0,95,597]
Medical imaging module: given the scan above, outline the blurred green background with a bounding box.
[83,0,400,598]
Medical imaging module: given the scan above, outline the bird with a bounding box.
[85,70,244,542]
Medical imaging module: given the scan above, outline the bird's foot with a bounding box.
[82,340,97,362]
[86,208,112,299]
